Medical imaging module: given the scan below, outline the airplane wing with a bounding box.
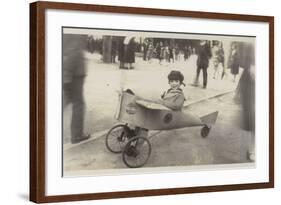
[136,99,171,110]
[183,90,233,108]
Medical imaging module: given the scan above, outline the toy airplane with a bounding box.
[106,90,219,168]
[115,91,218,130]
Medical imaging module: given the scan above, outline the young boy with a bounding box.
[123,70,185,142]
[161,70,186,110]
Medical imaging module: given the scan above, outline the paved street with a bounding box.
[63,52,253,175]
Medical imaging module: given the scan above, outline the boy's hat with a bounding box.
[168,70,185,86]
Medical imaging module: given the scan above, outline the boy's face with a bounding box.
[169,80,181,89]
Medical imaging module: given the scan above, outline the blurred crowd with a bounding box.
[86,35,253,88]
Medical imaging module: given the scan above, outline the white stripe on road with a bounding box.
[64,130,108,151]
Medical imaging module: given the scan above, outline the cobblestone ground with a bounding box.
[63,52,253,175]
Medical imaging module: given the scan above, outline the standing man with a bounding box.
[63,33,90,144]
[194,40,212,89]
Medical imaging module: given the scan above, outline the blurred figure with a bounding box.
[192,47,196,54]
[111,37,117,63]
[194,40,212,89]
[124,36,136,69]
[218,43,226,79]
[169,46,174,63]
[234,42,255,161]
[118,36,125,69]
[155,42,161,64]
[183,46,189,61]
[142,39,149,61]
[211,41,225,79]
[156,42,164,65]
[146,42,154,63]
[229,43,240,82]
[211,42,220,79]
[188,46,193,56]
[63,34,90,144]
[87,35,94,53]
[164,45,170,65]
[174,44,180,61]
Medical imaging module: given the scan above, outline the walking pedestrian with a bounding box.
[194,40,212,89]
[111,37,117,63]
[163,45,169,65]
[118,36,125,69]
[142,39,148,61]
[211,41,225,79]
[174,44,180,61]
[183,46,189,61]
[146,42,154,63]
[156,42,164,65]
[169,46,174,63]
[217,42,226,79]
[229,43,240,82]
[87,35,94,53]
[124,36,136,69]
[211,42,220,79]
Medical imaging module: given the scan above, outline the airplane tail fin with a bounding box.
[200,111,219,125]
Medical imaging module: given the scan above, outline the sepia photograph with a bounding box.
[62,27,256,176]
[29,2,273,202]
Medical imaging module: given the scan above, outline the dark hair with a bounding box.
[168,70,185,86]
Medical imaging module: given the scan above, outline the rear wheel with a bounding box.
[201,125,211,138]
[122,136,151,168]
[105,124,130,153]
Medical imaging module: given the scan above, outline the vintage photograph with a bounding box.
[62,27,256,176]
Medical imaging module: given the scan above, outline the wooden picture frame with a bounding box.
[30,1,274,203]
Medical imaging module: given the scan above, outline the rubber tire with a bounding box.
[122,136,151,168]
[201,125,211,138]
[105,124,129,153]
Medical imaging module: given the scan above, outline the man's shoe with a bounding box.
[71,134,91,144]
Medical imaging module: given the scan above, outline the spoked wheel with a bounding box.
[122,136,151,168]
[201,125,211,138]
[105,124,130,153]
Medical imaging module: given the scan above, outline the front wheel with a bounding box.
[201,125,211,138]
[105,124,130,153]
[122,136,151,168]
